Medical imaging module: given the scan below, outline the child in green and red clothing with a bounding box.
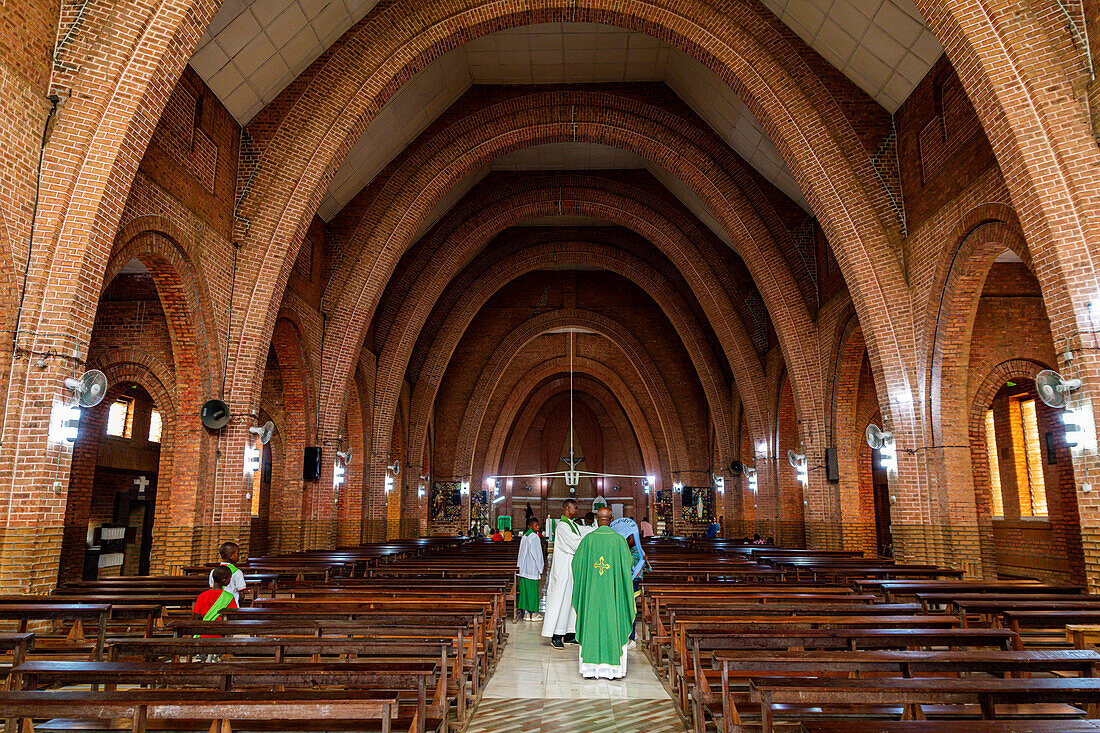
[209,541,246,603]
[192,564,238,661]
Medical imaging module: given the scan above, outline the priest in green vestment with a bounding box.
[570,506,635,679]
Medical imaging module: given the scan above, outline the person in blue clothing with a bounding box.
[705,517,720,538]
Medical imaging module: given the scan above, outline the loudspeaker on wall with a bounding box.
[303,446,322,481]
[825,447,839,483]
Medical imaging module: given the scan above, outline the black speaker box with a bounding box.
[303,446,322,481]
[825,447,839,483]
[681,487,692,507]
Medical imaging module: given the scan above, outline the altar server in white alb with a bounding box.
[541,498,593,649]
[516,517,544,621]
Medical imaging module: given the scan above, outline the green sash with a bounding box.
[559,516,579,534]
[222,562,240,576]
[202,589,235,622]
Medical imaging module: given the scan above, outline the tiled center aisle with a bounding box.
[466,619,688,732]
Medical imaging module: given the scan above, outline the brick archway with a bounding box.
[100,226,214,569]
[448,310,688,487]
[967,358,1085,583]
[105,218,220,387]
[828,309,878,552]
[927,206,1031,447]
[320,89,815,414]
[388,235,735,498]
[918,206,1032,574]
[231,2,900,423]
[915,1,1100,384]
[472,361,669,496]
[348,173,768,453]
[354,175,771,526]
[267,317,312,554]
[0,1,221,585]
[222,1,917,518]
[60,361,177,581]
[493,381,652,510]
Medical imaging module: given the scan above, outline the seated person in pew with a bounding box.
[209,541,246,603]
[193,565,238,660]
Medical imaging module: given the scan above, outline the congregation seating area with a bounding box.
[0,539,507,732]
[637,538,1100,732]
[2,536,1100,731]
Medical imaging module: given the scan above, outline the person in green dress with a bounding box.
[516,517,544,621]
[570,506,635,679]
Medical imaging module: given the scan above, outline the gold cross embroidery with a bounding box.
[594,556,611,575]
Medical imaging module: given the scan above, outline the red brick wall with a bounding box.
[0,0,56,338]
[965,264,1084,583]
[896,55,997,233]
[775,371,806,546]
[141,66,239,235]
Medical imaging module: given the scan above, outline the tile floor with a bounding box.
[466,619,688,732]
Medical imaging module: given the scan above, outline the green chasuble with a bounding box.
[570,525,635,666]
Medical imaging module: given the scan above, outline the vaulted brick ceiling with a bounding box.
[184,0,942,407]
[189,2,941,220]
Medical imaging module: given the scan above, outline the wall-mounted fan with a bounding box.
[337,448,353,465]
[1036,369,1081,409]
[249,420,275,444]
[65,370,107,408]
[388,460,401,475]
[865,424,893,450]
[787,450,805,467]
[729,460,744,475]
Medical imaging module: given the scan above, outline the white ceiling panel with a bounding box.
[760,0,941,112]
[191,0,381,122]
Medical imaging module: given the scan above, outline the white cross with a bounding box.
[134,475,150,494]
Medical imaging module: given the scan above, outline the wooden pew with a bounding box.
[0,634,33,690]
[917,593,1100,616]
[0,605,111,660]
[221,607,494,671]
[675,628,1019,731]
[955,599,1100,629]
[705,649,1100,733]
[750,677,1100,733]
[17,659,437,733]
[1001,611,1100,649]
[250,596,503,655]
[0,689,400,733]
[168,618,485,698]
[801,722,1100,732]
[854,581,1083,603]
[667,614,961,684]
[109,635,470,722]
